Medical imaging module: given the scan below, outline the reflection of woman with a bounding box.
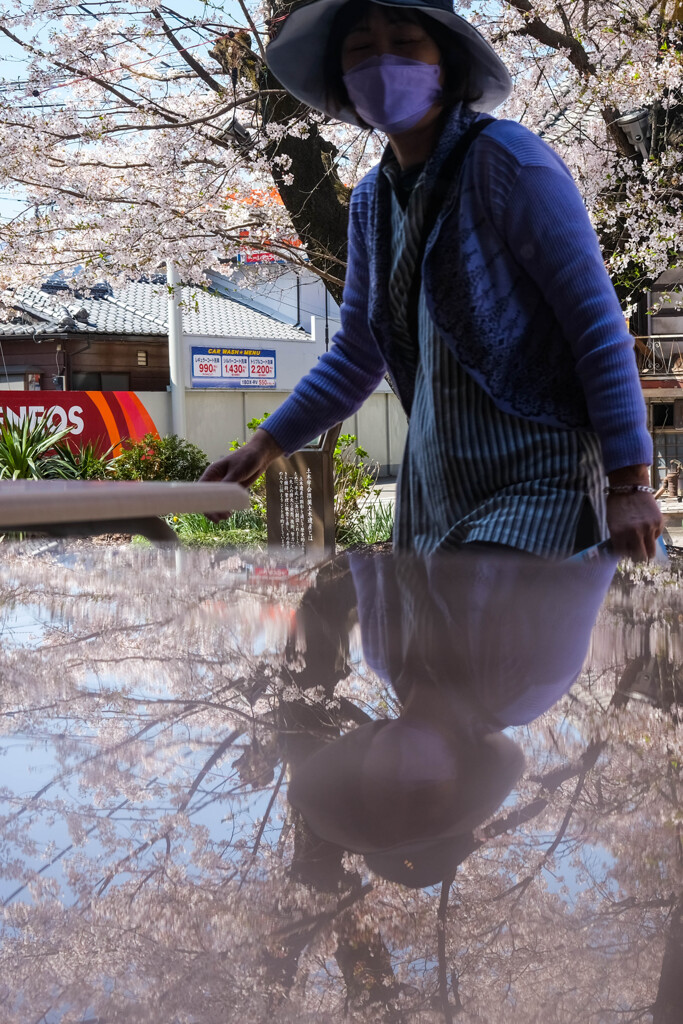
[288,547,616,887]
[202,0,662,561]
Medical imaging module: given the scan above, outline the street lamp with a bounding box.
[615,109,651,159]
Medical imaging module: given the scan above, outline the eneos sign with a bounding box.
[0,391,159,453]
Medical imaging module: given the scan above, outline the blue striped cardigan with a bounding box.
[265,104,652,476]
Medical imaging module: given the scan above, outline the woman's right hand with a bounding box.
[199,428,284,520]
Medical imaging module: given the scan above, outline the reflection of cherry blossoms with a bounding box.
[0,544,682,1022]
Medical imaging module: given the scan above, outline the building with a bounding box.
[0,274,406,473]
[634,271,683,483]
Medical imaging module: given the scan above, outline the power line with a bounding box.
[30,28,242,96]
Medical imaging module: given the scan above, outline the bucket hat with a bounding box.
[288,716,524,888]
[266,0,512,124]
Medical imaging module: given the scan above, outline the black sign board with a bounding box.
[265,425,341,555]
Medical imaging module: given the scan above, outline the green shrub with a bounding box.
[224,414,271,531]
[228,415,383,548]
[229,414,269,499]
[112,433,209,482]
[163,416,271,548]
[340,500,394,546]
[333,433,380,545]
[164,416,385,550]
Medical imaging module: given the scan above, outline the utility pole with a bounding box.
[167,261,187,438]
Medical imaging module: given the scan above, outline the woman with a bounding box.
[202,0,662,561]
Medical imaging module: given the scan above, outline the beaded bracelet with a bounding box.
[603,484,656,496]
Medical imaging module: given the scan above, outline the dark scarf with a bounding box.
[367,103,481,415]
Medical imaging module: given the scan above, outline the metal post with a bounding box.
[167,261,187,438]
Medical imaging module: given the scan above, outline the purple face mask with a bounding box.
[342,54,443,134]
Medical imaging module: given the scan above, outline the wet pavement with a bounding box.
[0,541,681,1023]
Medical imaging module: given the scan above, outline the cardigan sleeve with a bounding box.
[262,180,387,457]
[495,152,651,474]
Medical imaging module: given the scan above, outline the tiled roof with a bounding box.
[0,279,308,342]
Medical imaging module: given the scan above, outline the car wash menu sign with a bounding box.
[191,346,276,389]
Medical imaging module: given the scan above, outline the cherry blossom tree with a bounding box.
[0,0,382,302]
[1,1,683,309]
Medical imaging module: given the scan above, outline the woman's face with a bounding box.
[340,5,442,74]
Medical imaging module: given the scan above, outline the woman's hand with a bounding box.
[605,465,663,562]
[199,428,284,521]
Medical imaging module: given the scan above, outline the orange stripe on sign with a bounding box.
[115,391,159,441]
[86,391,121,449]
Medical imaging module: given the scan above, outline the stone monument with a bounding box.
[266,425,341,556]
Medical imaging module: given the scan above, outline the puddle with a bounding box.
[0,542,681,1022]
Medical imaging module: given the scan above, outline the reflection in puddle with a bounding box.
[0,543,681,1022]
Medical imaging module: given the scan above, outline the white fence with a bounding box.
[136,390,407,477]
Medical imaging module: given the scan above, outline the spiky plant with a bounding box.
[0,413,76,480]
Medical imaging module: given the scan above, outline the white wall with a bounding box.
[136,389,407,476]
[135,391,172,436]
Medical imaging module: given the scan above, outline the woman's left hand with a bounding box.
[606,490,663,562]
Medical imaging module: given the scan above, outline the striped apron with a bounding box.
[383,160,607,560]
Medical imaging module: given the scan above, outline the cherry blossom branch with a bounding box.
[235,0,267,62]
[507,0,597,74]
[151,9,226,96]
[249,762,286,858]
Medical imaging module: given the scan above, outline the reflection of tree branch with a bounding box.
[262,880,374,1011]
[437,874,459,1023]
[604,896,677,917]
[177,728,242,812]
[95,829,169,897]
[269,881,373,943]
[249,763,286,859]
[494,761,591,903]
[335,911,400,1014]
[4,718,159,827]
[2,794,136,907]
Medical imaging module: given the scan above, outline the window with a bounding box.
[652,403,674,428]
[71,372,100,390]
[101,373,130,391]
[0,375,27,391]
[71,372,130,391]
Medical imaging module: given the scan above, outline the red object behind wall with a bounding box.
[0,391,159,454]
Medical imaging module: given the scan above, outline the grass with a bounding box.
[337,501,394,546]
[166,509,267,548]
[166,500,393,550]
